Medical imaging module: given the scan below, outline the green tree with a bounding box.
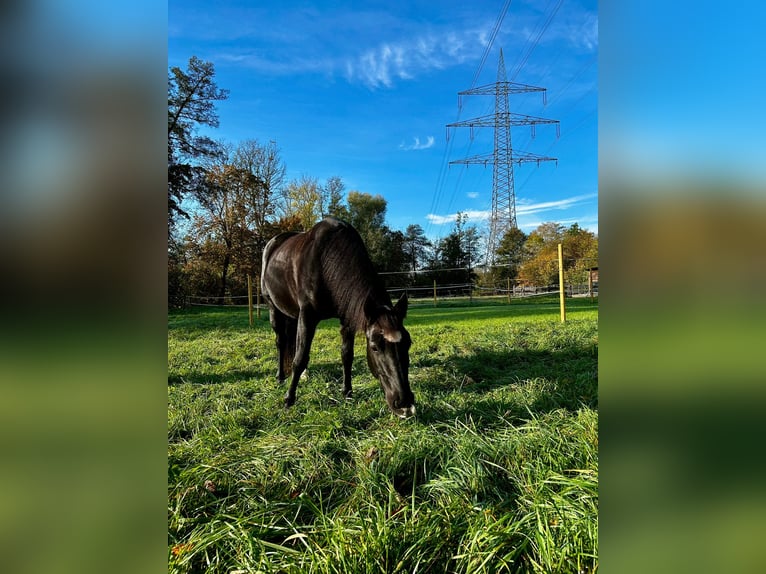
[434,212,478,284]
[346,191,387,236]
[323,176,349,221]
[402,224,432,272]
[495,227,527,279]
[346,191,389,267]
[168,56,228,228]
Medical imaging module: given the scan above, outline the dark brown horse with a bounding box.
[261,217,416,418]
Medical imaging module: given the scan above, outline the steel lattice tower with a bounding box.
[447,49,559,263]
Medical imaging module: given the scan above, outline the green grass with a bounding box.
[168,295,598,573]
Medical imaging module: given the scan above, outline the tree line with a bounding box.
[168,57,597,307]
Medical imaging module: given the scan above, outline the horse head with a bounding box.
[365,293,415,418]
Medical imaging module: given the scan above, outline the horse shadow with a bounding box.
[412,346,598,427]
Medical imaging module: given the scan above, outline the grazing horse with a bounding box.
[261,217,416,418]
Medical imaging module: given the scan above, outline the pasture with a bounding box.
[168,296,598,573]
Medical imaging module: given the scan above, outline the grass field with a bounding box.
[168,295,598,573]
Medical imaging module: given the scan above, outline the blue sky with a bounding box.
[169,0,598,241]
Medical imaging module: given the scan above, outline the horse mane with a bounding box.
[319,218,391,331]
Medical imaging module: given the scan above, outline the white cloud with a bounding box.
[466,192,479,199]
[426,209,491,225]
[399,136,435,151]
[427,193,597,226]
[345,29,483,88]
[516,193,597,216]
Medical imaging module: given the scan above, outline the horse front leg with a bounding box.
[340,325,355,399]
[285,309,317,408]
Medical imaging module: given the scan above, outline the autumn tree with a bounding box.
[562,223,599,286]
[188,149,253,299]
[517,222,597,288]
[281,175,326,231]
[182,139,288,300]
[517,222,564,286]
[231,139,286,272]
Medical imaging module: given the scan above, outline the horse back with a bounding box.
[262,218,380,323]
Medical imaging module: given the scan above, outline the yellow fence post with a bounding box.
[558,243,566,323]
[247,275,254,327]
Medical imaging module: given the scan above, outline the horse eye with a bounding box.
[370,343,380,353]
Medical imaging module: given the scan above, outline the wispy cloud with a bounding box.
[426,193,597,225]
[520,215,598,234]
[345,29,484,88]
[399,136,435,151]
[466,192,479,199]
[516,193,597,216]
[216,26,484,89]
[426,209,491,225]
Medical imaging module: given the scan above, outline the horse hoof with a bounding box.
[343,390,353,400]
[284,396,295,408]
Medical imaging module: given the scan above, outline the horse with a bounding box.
[261,217,416,418]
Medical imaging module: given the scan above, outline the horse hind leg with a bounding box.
[281,317,297,382]
[269,308,296,383]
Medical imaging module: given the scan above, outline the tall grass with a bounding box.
[169,296,598,572]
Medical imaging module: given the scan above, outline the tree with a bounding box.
[232,139,285,228]
[516,222,597,288]
[323,176,349,221]
[231,139,286,272]
[495,227,527,279]
[188,151,253,300]
[563,223,598,286]
[346,191,390,268]
[433,212,479,284]
[168,57,229,228]
[346,192,387,236]
[281,175,325,231]
[402,224,432,272]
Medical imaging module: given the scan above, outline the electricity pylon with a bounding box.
[447,49,559,264]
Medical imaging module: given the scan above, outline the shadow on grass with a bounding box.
[414,346,597,427]
[168,368,272,386]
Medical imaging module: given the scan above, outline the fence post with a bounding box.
[256,275,262,319]
[247,275,254,327]
[507,277,511,304]
[433,280,437,307]
[558,243,566,323]
[588,269,593,301]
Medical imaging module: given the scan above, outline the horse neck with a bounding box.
[342,281,390,333]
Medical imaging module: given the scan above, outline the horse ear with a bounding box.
[394,292,408,320]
